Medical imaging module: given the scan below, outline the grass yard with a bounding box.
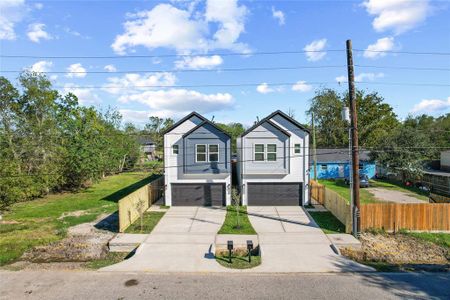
[218,206,256,235]
[308,211,346,234]
[318,179,428,204]
[399,231,450,249]
[0,172,157,266]
[215,252,261,269]
[124,211,165,233]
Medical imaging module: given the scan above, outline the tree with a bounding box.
[215,122,245,153]
[307,88,399,148]
[370,126,434,181]
[144,116,174,153]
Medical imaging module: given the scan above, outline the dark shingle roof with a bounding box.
[314,148,372,163]
[136,136,154,145]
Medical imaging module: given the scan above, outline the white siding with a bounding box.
[164,115,231,206]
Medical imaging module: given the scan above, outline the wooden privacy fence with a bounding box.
[310,180,352,233]
[118,176,164,232]
[361,203,450,232]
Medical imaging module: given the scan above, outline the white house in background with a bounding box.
[163,112,232,206]
[236,110,310,206]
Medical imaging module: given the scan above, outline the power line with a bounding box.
[0,65,347,74]
[52,81,450,89]
[0,49,345,59]
[353,49,450,56]
[355,65,450,71]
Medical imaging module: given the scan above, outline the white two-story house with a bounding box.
[163,112,232,206]
[236,110,310,206]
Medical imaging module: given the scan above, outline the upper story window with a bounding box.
[209,145,219,162]
[195,144,219,162]
[172,145,179,154]
[267,144,277,161]
[294,144,301,154]
[254,144,265,161]
[196,144,207,162]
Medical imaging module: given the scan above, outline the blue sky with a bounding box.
[1,0,449,126]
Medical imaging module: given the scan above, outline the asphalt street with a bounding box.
[1,271,449,300]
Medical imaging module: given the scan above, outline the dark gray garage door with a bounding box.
[248,183,302,206]
[171,183,225,206]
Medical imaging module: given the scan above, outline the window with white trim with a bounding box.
[209,144,219,162]
[196,144,207,162]
[267,144,277,161]
[294,144,301,154]
[172,145,179,154]
[254,144,265,161]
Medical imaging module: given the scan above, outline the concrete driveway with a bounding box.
[102,207,226,272]
[247,206,372,272]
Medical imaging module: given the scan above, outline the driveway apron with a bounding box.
[101,207,226,272]
[247,206,373,272]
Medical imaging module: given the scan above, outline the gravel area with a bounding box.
[366,188,426,203]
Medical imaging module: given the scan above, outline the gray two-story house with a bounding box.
[236,110,310,206]
[164,112,231,206]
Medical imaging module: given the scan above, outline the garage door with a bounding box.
[248,183,302,206]
[171,183,225,206]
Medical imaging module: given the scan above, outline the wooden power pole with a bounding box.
[312,112,318,181]
[346,40,361,236]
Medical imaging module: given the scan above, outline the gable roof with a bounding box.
[314,148,372,163]
[240,110,310,137]
[182,119,231,139]
[162,111,207,135]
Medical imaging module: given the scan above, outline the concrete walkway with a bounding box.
[101,207,226,272]
[247,206,372,272]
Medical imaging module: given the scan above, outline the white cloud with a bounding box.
[0,0,26,40]
[272,7,285,25]
[335,72,384,83]
[411,97,450,114]
[291,81,313,92]
[103,73,176,94]
[364,36,395,59]
[34,3,43,10]
[104,64,117,72]
[362,0,431,34]
[117,88,234,118]
[27,23,52,43]
[118,109,153,124]
[28,60,53,73]
[256,83,274,94]
[175,55,223,69]
[112,0,249,55]
[304,38,327,61]
[66,63,87,78]
[63,84,101,106]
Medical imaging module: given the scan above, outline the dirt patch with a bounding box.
[3,261,87,271]
[22,213,116,263]
[366,188,425,204]
[341,232,449,269]
[58,210,89,220]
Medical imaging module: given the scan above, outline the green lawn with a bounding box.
[85,252,131,270]
[308,211,346,234]
[318,179,428,204]
[0,172,157,266]
[218,206,256,235]
[399,231,450,249]
[215,253,261,269]
[124,211,165,233]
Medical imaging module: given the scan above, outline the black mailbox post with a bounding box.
[247,240,253,263]
[227,240,233,263]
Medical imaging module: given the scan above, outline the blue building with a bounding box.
[310,148,376,179]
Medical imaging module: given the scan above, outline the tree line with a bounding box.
[0,73,140,210]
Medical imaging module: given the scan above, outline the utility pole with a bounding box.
[311,112,318,181]
[346,39,361,237]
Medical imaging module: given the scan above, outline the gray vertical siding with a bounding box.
[183,123,230,174]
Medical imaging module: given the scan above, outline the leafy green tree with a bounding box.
[215,122,245,153]
[144,116,174,153]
